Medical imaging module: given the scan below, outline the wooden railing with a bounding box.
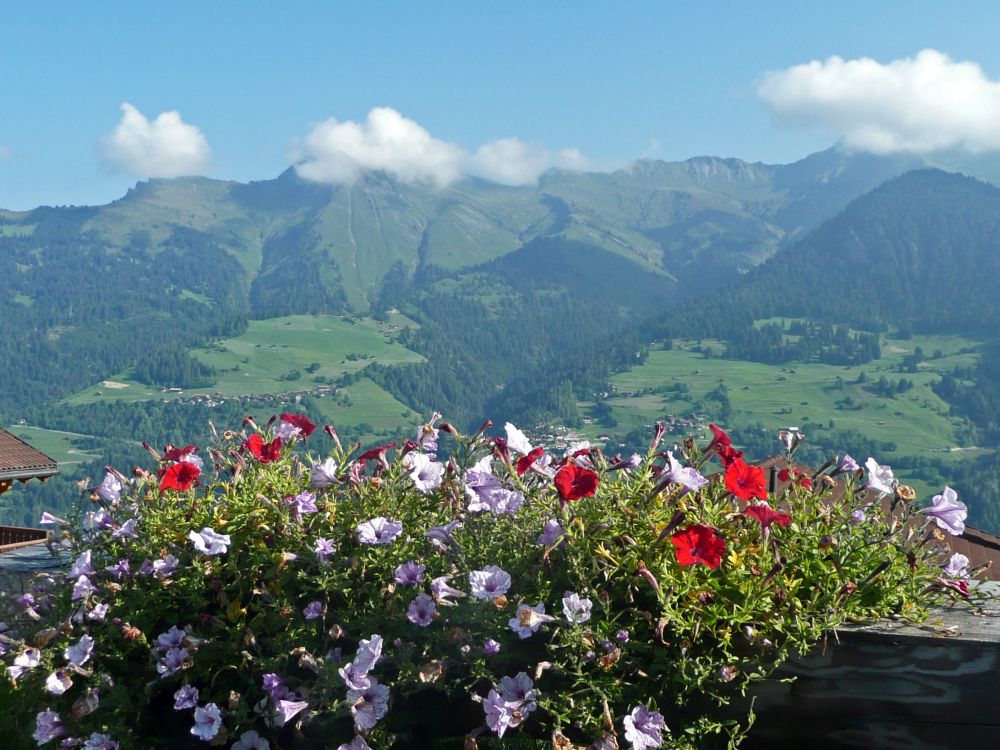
[0,525,50,553]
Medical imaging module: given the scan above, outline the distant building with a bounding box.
[0,427,58,498]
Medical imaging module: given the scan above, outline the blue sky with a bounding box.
[4,1,1000,209]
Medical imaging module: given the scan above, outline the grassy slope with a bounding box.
[3,425,100,465]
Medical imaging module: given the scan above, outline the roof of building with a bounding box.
[753,455,1000,581]
[0,427,58,482]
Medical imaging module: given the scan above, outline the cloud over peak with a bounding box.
[758,49,1000,154]
[292,107,585,187]
[100,103,211,178]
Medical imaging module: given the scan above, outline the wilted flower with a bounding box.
[561,591,593,624]
[348,678,390,730]
[865,457,896,496]
[303,601,324,620]
[742,503,792,539]
[190,702,222,741]
[33,709,67,745]
[394,561,425,585]
[921,486,967,536]
[173,685,199,710]
[39,512,68,526]
[624,704,666,750]
[188,528,231,556]
[404,452,445,493]
[232,730,270,750]
[111,519,139,540]
[508,603,554,639]
[310,457,339,488]
[355,517,403,545]
[407,593,437,627]
[469,566,512,600]
[536,519,565,546]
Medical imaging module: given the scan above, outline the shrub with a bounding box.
[0,416,982,749]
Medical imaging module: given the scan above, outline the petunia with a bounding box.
[39,512,68,526]
[404,452,445,493]
[69,551,97,579]
[865,457,896,496]
[515,447,546,477]
[351,635,383,675]
[262,673,289,701]
[406,593,437,627]
[663,451,708,494]
[942,552,970,579]
[104,559,131,580]
[921,486,967,536]
[724,458,766,501]
[314,538,336,563]
[188,528,231,556]
[337,738,372,750]
[310,457,339,488]
[483,638,501,655]
[347,679,390,730]
[156,625,186,651]
[163,444,201,466]
[554,464,600,503]
[470,487,524,516]
[111,519,139,540]
[430,576,466,606]
[33,709,67,745]
[82,732,119,750]
[87,602,110,622]
[849,509,867,525]
[484,689,516,737]
[394,561,425,586]
[303,601,324,620]
[275,699,309,726]
[508,603,555,639]
[355,517,403,545]
[72,576,98,601]
[95,472,123,505]
[624,704,666,750]
[277,412,317,440]
[232,730,270,750]
[287,491,318,518]
[536,519,565,546]
[159,461,201,493]
[45,670,73,696]
[469,566,512,600]
[671,525,726,569]
[64,634,95,666]
[7,647,41,681]
[504,422,533,455]
[416,416,440,455]
[173,684,199,710]
[484,672,537,736]
[157,647,189,678]
[153,555,179,577]
[243,434,282,463]
[742,503,792,538]
[190,703,222,741]
[561,592,593,623]
[425,519,463,549]
[839,454,860,474]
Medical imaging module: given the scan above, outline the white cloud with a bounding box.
[292,107,586,187]
[100,103,211,177]
[758,49,1000,154]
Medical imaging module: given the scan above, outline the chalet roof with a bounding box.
[0,428,58,482]
[752,455,1000,581]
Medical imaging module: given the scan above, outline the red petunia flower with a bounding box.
[554,464,600,502]
[358,442,397,462]
[716,444,745,467]
[725,458,767,501]
[279,413,317,437]
[516,447,545,477]
[708,423,732,449]
[162,444,199,463]
[671,524,726,569]
[159,461,201,492]
[778,468,813,490]
[743,503,792,532]
[244,434,283,463]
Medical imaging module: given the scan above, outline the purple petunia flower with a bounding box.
[430,576,466,606]
[152,555,179,577]
[921,486,967,536]
[288,491,318,518]
[111,519,138,540]
[313,537,336,563]
[394,561,425,586]
[188,528,230,556]
[303,601,324,620]
[104,560,130,580]
[404,452,445,493]
[39,512,68,526]
[72,575,98,601]
[943,552,971,579]
[173,684,199,710]
[70,551,97,578]
[347,679,390,730]
[483,638,501,655]
[469,566,512,600]
[157,647,189,678]
[33,709,67,745]
[190,703,222,741]
[561,591,593,624]
[64,635,95,667]
[262,673,289,701]
[624,453,643,469]
[156,626,187,651]
[232,730,269,750]
[96,472,123,505]
[275,699,309,726]
[406,593,437,627]
[840,454,860,474]
[355,517,403,545]
[624,704,666,750]
[484,672,537,737]
[536,519,565,546]
[351,635,383,675]
[865,457,896,496]
[310,457,339,488]
[45,670,73,696]
[83,732,119,750]
[337,738,372,750]
[663,451,708,493]
[87,602,110,622]
[508,603,555,639]
[849,509,867,525]
[616,629,630,643]
[425,519,463,549]
[469,486,524,516]
[7,648,41,681]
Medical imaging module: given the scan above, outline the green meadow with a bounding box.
[4,425,100,465]
[578,330,989,467]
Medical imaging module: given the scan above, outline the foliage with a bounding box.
[0,415,979,749]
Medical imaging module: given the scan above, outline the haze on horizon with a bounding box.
[5,2,1000,210]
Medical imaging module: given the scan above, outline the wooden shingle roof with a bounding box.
[0,428,58,482]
